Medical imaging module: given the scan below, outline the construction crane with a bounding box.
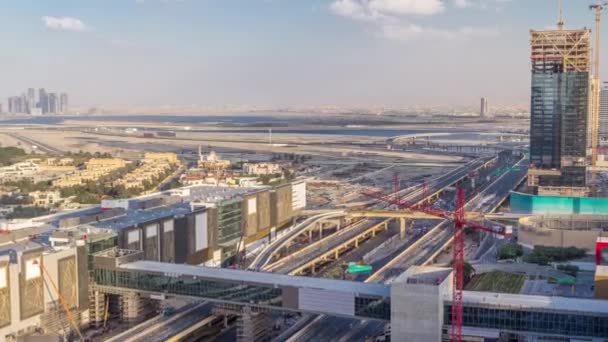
[33,259,85,341]
[590,0,607,166]
[363,187,506,342]
[558,0,564,30]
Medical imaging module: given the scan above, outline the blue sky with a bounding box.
[1,0,606,108]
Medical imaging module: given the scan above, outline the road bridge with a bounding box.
[251,156,498,272]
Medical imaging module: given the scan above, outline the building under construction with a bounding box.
[528,27,591,196]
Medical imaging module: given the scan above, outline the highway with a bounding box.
[6,132,64,154]
[105,302,212,342]
[260,157,493,274]
[368,155,527,284]
[249,211,346,270]
[267,218,384,274]
[289,153,525,341]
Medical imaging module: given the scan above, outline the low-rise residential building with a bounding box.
[45,157,74,166]
[85,158,127,172]
[29,191,65,208]
[54,158,128,188]
[144,152,179,164]
[114,154,179,190]
[0,162,40,183]
[243,162,288,175]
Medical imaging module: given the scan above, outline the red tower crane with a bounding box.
[362,186,506,342]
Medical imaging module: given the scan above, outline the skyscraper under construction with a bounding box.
[527,26,591,196]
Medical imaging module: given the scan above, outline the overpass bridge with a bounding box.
[250,156,498,271]
[91,250,608,341]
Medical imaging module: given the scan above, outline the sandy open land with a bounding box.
[0,128,465,163]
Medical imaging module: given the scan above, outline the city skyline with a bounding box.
[5,87,68,115]
[3,0,608,108]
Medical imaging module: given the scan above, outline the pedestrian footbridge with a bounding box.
[92,249,391,320]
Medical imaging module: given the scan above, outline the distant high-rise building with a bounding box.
[38,88,48,114]
[480,97,489,117]
[600,83,608,147]
[60,93,68,114]
[48,93,58,114]
[20,94,28,114]
[27,88,36,114]
[528,27,591,191]
[8,96,25,114]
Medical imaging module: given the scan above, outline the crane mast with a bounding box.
[590,1,606,166]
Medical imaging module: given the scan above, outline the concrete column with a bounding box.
[319,223,323,239]
[91,290,106,327]
[237,308,271,342]
[400,218,407,239]
[308,229,312,243]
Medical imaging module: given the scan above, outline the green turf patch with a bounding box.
[465,271,525,294]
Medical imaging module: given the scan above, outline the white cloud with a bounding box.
[453,0,472,8]
[330,0,504,42]
[42,16,86,32]
[452,0,512,10]
[369,0,445,16]
[330,0,444,21]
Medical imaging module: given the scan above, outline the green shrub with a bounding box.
[497,243,523,260]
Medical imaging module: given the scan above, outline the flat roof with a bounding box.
[182,185,269,203]
[460,291,608,316]
[91,202,193,231]
[597,265,608,276]
[119,260,390,298]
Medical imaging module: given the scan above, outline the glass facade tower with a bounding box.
[529,29,591,188]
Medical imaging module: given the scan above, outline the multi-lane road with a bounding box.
[289,153,526,341]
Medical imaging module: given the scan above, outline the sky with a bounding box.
[1,0,607,108]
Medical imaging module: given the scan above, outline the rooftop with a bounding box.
[119,260,390,298]
[177,185,269,204]
[459,291,608,316]
[91,202,193,231]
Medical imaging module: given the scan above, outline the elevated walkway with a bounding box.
[92,250,390,321]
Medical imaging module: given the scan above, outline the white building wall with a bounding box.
[391,267,452,342]
[291,181,306,210]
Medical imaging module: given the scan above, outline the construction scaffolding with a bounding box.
[530,29,591,73]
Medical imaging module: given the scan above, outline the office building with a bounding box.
[20,94,28,114]
[480,97,488,117]
[59,93,68,114]
[38,88,48,114]
[600,83,608,146]
[26,88,35,114]
[528,27,591,194]
[8,96,26,114]
[48,93,58,114]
